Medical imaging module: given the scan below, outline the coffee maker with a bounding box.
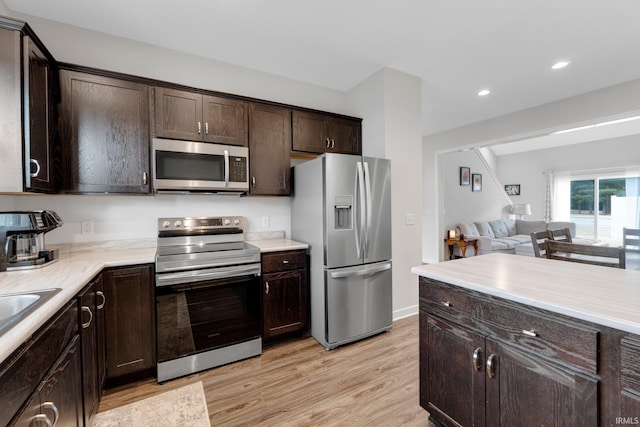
[0,211,63,271]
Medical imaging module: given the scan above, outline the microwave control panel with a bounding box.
[230,156,247,183]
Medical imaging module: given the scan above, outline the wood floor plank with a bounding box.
[98,315,434,426]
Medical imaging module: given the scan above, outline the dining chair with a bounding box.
[546,227,573,243]
[530,231,548,257]
[544,240,626,269]
[623,227,640,253]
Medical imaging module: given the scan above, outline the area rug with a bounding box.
[93,381,210,427]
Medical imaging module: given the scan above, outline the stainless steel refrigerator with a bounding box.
[291,153,392,350]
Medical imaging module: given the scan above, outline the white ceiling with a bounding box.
[5,0,640,137]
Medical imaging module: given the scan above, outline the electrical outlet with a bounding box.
[81,220,94,235]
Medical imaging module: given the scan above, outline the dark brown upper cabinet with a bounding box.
[153,87,248,146]
[248,103,291,196]
[0,18,58,193]
[292,110,361,155]
[59,69,150,193]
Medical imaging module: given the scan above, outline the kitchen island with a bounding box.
[412,253,640,427]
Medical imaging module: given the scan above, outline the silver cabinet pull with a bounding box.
[486,354,497,379]
[472,347,482,371]
[30,159,41,178]
[30,414,52,427]
[42,401,59,426]
[143,171,148,185]
[96,291,106,310]
[81,306,93,329]
[441,301,452,307]
[265,281,269,295]
[522,329,538,337]
[197,121,202,134]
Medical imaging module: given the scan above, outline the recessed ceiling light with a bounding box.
[551,61,570,70]
[478,89,490,96]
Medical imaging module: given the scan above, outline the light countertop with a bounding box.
[0,237,307,364]
[412,253,640,335]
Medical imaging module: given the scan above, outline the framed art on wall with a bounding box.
[472,173,482,192]
[505,184,520,195]
[460,167,470,186]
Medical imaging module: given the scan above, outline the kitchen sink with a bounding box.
[0,289,61,338]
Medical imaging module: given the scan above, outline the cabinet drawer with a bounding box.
[261,250,306,273]
[480,299,599,374]
[420,278,599,374]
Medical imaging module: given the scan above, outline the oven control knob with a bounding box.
[223,218,231,226]
[233,218,240,225]
[162,220,171,229]
[174,220,183,227]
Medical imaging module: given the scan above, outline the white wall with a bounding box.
[495,136,640,220]
[348,68,423,320]
[423,79,640,263]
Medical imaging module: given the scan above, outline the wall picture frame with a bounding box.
[504,184,520,195]
[459,167,470,186]
[472,173,482,192]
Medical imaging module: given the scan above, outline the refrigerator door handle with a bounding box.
[330,262,392,279]
[356,161,366,259]
[363,161,373,258]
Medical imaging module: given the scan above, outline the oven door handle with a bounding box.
[156,264,261,287]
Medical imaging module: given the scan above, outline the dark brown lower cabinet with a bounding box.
[103,264,155,387]
[13,336,83,427]
[420,278,600,427]
[78,275,103,425]
[262,250,308,340]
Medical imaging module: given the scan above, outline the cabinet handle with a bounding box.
[265,282,269,295]
[441,301,452,307]
[42,401,59,426]
[30,414,52,427]
[472,347,482,371]
[81,306,93,329]
[486,354,497,379]
[252,176,256,188]
[30,158,41,178]
[197,121,202,134]
[143,171,148,185]
[96,291,106,310]
[522,329,538,337]
[205,122,209,135]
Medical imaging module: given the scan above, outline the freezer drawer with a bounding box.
[325,261,392,347]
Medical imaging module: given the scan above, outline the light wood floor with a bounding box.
[99,315,435,426]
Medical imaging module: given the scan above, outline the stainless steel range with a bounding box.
[155,216,262,382]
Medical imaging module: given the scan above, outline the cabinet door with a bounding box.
[154,87,203,141]
[263,269,308,339]
[103,265,155,385]
[248,103,291,196]
[203,95,247,146]
[38,336,83,427]
[24,36,55,192]
[292,110,329,153]
[78,279,99,425]
[423,315,486,427]
[328,117,361,155]
[60,70,150,193]
[485,339,598,427]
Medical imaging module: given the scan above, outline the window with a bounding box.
[566,173,640,245]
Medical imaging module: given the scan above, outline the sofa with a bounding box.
[456,219,577,256]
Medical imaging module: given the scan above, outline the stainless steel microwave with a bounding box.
[151,138,249,194]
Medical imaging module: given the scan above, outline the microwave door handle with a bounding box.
[224,149,230,187]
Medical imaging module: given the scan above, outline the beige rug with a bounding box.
[93,382,210,427]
